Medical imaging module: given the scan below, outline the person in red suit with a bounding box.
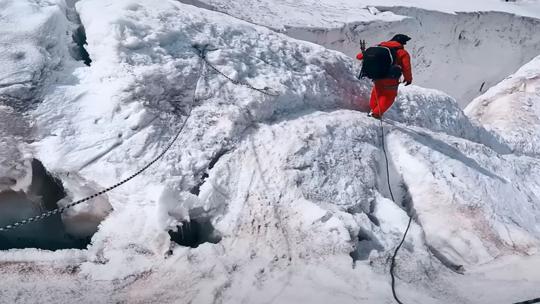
[356,34,413,119]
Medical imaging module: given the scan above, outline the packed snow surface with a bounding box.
[1,0,540,303]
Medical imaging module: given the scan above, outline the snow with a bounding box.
[388,124,540,267]
[0,105,33,192]
[466,54,540,157]
[58,172,113,238]
[179,0,540,106]
[363,0,540,18]
[178,0,540,29]
[1,0,540,303]
[0,0,77,106]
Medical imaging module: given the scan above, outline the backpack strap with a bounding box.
[378,44,400,65]
[377,45,395,65]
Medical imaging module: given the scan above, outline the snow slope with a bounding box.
[466,54,540,157]
[178,0,540,30]
[179,0,540,106]
[0,0,78,109]
[1,0,540,303]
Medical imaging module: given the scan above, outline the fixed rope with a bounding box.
[380,118,414,304]
[374,95,414,304]
[192,44,279,97]
[0,55,205,233]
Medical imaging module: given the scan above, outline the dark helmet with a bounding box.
[391,34,411,45]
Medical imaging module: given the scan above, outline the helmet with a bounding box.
[391,34,411,45]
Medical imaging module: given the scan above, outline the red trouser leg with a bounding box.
[369,80,399,116]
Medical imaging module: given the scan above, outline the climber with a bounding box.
[356,34,413,119]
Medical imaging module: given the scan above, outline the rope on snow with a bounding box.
[3,41,539,304]
[372,93,414,304]
[379,117,414,304]
[0,45,279,233]
[0,52,205,233]
[192,44,279,97]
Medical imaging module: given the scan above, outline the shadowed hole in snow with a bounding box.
[169,217,222,248]
[71,25,92,66]
[65,0,92,67]
[350,228,384,263]
[0,159,96,250]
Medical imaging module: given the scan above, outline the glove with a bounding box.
[403,80,412,86]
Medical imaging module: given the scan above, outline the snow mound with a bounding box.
[389,124,540,268]
[0,0,77,109]
[385,85,510,154]
[466,54,540,157]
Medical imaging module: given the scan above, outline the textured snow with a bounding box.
[1,0,540,303]
[0,0,77,107]
[466,54,540,157]
[178,0,540,29]
[181,0,540,106]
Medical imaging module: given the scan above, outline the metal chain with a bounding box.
[0,56,205,233]
[0,44,279,233]
[193,45,279,97]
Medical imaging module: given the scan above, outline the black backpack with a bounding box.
[359,45,402,80]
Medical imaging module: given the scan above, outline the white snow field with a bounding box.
[1,0,540,303]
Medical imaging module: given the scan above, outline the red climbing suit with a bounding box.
[356,41,413,117]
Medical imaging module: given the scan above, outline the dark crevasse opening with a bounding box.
[71,25,92,66]
[65,0,92,66]
[169,217,222,248]
[0,159,92,250]
[349,228,384,264]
